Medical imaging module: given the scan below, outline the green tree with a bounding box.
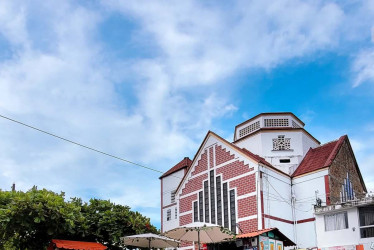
[0,187,157,250]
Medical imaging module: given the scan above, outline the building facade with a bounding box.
[160,112,367,249]
[314,197,374,250]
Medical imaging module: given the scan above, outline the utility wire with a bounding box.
[0,114,168,175]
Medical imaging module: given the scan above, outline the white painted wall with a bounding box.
[316,206,374,250]
[235,132,262,156]
[161,168,185,233]
[292,170,328,248]
[261,166,294,242]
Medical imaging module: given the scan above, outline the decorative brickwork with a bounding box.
[216,160,252,181]
[238,218,258,234]
[181,173,208,196]
[180,213,192,226]
[229,174,256,196]
[209,147,214,168]
[180,193,198,213]
[215,145,235,165]
[192,150,208,176]
[329,140,366,204]
[237,196,257,218]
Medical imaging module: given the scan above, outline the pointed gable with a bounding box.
[292,136,346,177]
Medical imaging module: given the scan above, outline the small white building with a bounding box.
[314,197,374,250]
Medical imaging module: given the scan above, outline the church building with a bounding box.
[160,112,367,249]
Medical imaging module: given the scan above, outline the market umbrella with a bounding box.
[164,222,234,250]
[122,233,180,249]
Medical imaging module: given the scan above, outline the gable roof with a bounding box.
[49,239,107,250]
[292,135,346,177]
[174,131,279,194]
[159,157,192,179]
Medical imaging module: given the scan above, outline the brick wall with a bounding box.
[229,174,256,196]
[215,145,234,165]
[181,173,208,196]
[237,196,257,218]
[329,140,366,204]
[192,150,208,176]
[216,160,252,181]
[180,193,198,213]
[238,218,258,234]
[209,147,214,168]
[180,213,192,226]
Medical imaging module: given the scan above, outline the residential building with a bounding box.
[314,197,374,250]
[160,112,367,249]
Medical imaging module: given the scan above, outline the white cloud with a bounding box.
[352,48,374,87]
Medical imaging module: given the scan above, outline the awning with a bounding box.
[49,239,107,250]
[236,228,295,246]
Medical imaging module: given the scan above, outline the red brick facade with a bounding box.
[238,196,257,218]
[180,213,192,226]
[181,173,208,196]
[192,150,208,176]
[229,174,256,196]
[180,193,198,213]
[215,145,235,165]
[238,218,258,233]
[216,160,252,181]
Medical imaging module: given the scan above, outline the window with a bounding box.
[216,176,222,226]
[359,205,374,238]
[223,183,229,229]
[204,181,209,223]
[279,159,290,163]
[171,190,176,203]
[324,211,348,231]
[341,173,354,202]
[239,121,260,138]
[273,135,291,150]
[210,170,216,224]
[194,201,198,222]
[175,207,177,219]
[264,118,289,127]
[167,209,171,221]
[230,190,236,233]
[199,191,203,222]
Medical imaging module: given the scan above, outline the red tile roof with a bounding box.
[49,239,107,250]
[292,135,347,177]
[159,157,192,179]
[237,228,295,246]
[236,228,274,238]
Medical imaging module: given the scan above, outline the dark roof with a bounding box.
[159,157,192,179]
[292,135,346,177]
[237,228,295,246]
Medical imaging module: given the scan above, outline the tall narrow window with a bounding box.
[210,170,216,224]
[230,190,236,233]
[167,209,171,221]
[204,181,209,223]
[199,191,203,222]
[194,201,198,222]
[171,190,176,203]
[223,183,229,229]
[341,173,354,202]
[216,176,222,226]
[175,207,177,219]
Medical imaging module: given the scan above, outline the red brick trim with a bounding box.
[297,218,315,223]
[263,214,315,224]
[264,214,294,224]
[324,175,330,205]
[162,203,177,209]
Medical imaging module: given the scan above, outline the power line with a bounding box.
[0,113,167,175]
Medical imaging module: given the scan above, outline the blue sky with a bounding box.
[0,0,373,230]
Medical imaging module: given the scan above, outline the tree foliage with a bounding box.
[0,187,157,250]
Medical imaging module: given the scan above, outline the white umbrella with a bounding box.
[163,222,234,250]
[122,233,179,249]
